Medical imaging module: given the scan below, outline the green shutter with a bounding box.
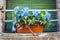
[6,0,57,32]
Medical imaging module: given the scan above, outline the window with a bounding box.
[5,0,57,33]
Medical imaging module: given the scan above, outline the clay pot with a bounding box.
[16,25,43,33]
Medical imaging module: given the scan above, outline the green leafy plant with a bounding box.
[14,7,51,28]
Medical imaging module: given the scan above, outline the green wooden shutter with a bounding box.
[5,0,56,32]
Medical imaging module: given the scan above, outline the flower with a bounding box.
[15,14,19,19]
[14,6,20,19]
[20,7,29,19]
[32,9,38,18]
[14,6,20,12]
[44,13,51,20]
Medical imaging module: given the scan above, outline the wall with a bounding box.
[0,0,60,40]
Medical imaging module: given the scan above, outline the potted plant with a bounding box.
[14,7,51,33]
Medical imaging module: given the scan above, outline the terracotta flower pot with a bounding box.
[16,25,43,33]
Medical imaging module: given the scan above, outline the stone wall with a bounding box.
[57,0,60,31]
[0,0,60,40]
[0,32,60,40]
